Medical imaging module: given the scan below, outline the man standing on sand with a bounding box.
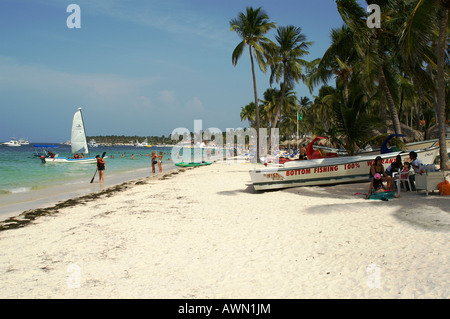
[300,144,307,160]
[151,151,157,173]
[96,155,105,183]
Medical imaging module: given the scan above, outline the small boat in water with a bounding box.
[249,146,439,191]
[44,108,98,164]
[88,139,99,148]
[2,138,21,147]
[19,138,30,145]
[33,144,59,158]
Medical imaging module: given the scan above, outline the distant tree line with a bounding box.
[87,135,174,145]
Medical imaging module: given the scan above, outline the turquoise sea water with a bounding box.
[0,143,227,219]
[0,143,176,196]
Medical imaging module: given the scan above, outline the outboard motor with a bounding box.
[40,155,46,164]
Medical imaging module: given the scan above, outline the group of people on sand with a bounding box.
[151,151,163,173]
[366,151,422,199]
[91,150,168,183]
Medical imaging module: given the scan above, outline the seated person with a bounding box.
[369,156,394,190]
[409,151,423,174]
[366,173,387,199]
[394,161,412,191]
[386,155,403,177]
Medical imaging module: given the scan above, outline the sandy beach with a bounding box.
[0,161,448,299]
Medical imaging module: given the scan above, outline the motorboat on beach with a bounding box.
[249,146,439,191]
[312,135,450,157]
[44,108,98,164]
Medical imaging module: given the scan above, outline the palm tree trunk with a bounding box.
[413,76,426,130]
[270,66,288,153]
[436,6,449,170]
[249,46,261,162]
[378,65,403,136]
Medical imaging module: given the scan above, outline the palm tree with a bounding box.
[230,7,276,162]
[261,86,298,150]
[330,88,383,156]
[401,0,449,169]
[307,25,357,103]
[336,0,404,137]
[240,102,256,128]
[264,25,312,133]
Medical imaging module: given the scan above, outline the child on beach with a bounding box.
[366,173,386,199]
[394,162,412,191]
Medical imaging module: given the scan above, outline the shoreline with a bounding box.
[0,164,177,223]
[0,161,448,298]
[0,167,187,232]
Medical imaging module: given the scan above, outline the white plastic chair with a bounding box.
[393,171,413,195]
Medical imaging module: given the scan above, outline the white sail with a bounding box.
[71,108,89,154]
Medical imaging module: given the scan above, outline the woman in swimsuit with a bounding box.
[369,156,393,191]
[96,155,105,183]
[158,152,163,173]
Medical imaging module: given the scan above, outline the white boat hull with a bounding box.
[249,147,439,191]
[314,137,449,157]
[2,140,21,147]
[44,157,97,164]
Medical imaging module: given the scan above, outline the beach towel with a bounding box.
[368,191,396,201]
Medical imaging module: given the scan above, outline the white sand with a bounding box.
[0,161,448,298]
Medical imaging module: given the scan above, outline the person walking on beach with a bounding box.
[151,151,157,173]
[158,151,163,173]
[96,155,105,183]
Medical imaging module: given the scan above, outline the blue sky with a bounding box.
[0,0,365,142]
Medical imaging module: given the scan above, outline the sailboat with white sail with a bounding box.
[45,108,98,163]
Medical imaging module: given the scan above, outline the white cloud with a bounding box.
[185,96,204,113]
[158,90,177,106]
[0,56,158,111]
[39,0,235,49]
